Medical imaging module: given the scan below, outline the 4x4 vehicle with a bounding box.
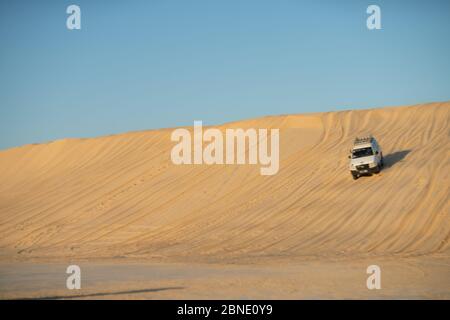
[348,136,383,180]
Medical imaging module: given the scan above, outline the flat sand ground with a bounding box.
[0,102,449,299]
[1,255,449,299]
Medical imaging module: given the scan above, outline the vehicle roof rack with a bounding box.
[354,135,374,145]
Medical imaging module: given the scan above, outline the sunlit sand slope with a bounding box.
[0,102,448,263]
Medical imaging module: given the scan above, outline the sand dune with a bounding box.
[0,102,449,299]
[0,102,449,263]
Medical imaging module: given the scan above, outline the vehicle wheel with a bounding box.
[374,165,381,174]
[380,157,384,168]
[352,172,358,180]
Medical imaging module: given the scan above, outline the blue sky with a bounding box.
[1,0,449,150]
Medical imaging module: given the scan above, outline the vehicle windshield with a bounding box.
[352,147,373,159]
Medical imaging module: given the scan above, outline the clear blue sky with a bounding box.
[1,0,449,150]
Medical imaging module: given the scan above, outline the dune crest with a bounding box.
[0,102,448,263]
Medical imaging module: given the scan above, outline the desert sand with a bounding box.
[0,102,449,299]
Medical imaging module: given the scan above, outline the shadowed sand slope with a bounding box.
[0,102,449,263]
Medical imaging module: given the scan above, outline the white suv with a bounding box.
[348,136,384,180]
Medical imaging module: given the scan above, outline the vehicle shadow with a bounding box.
[383,150,411,169]
[19,286,185,300]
